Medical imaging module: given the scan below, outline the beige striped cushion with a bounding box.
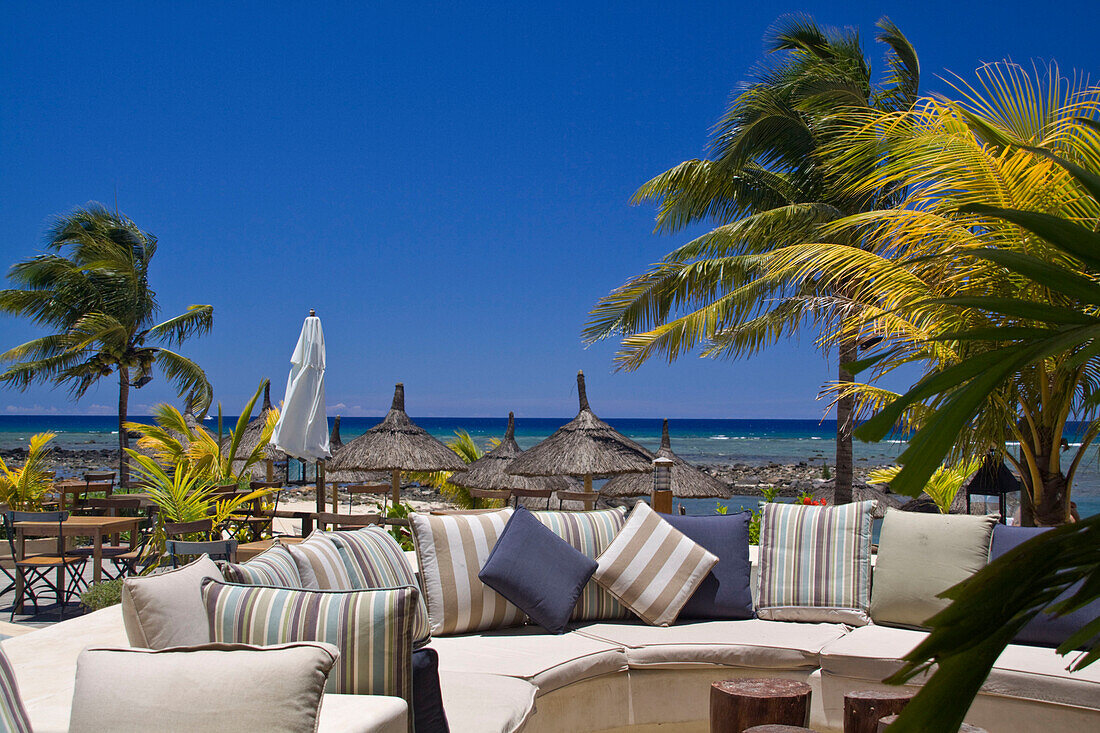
[286,531,353,589]
[409,509,526,635]
[593,502,718,626]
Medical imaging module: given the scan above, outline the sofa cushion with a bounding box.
[991,524,1100,649]
[317,695,408,733]
[479,506,597,634]
[328,527,431,646]
[120,555,221,649]
[68,642,337,733]
[870,510,996,629]
[658,510,754,620]
[0,646,31,733]
[528,507,631,622]
[203,578,418,713]
[437,671,536,733]
[410,509,526,635]
[576,619,847,670]
[220,542,303,587]
[287,530,353,589]
[819,624,1100,710]
[593,502,717,626]
[430,626,628,694]
[757,500,875,626]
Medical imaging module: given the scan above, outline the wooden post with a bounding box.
[265,458,273,482]
[710,678,811,733]
[391,468,402,506]
[844,690,913,733]
[583,474,595,510]
[652,456,674,514]
[315,460,325,514]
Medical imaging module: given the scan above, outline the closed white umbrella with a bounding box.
[272,309,331,473]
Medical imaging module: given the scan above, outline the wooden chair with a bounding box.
[163,518,215,541]
[3,510,88,621]
[244,481,282,540]
[165,539,237,567]
[82,471,116,501]
[468,488,512,509]
[313,512,382,531]
[69,497,145,578]
[510,487,553,510]
[556,491,599,511]
[343,483,392,514]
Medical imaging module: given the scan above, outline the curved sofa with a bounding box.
[3,547,1098,733]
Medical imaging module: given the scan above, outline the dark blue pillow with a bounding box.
[658,511,754,620]
[412,648,449,733]
[991,524,1100,649]
[478,506,597,634]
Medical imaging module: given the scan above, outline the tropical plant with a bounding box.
[0,432,57,510]
[867,457,982,514]
[0,204,214,487]
[80,578,123,611]
[851,115,1100,729]
[772,62,1100,526]
[385,501,415,551]
[409,430,499,509]
[584,15,920,505]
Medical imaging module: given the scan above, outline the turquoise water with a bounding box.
[2,415,1097,517]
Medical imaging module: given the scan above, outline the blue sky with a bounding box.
[1,2,1097,419]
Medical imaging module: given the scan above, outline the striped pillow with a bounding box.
[409,509,526,635]
[286,531,353,589]
[593,502,718,626]
[0,647,31,733]
[202,578,418,729]
[528,507,631,621]
[326,527,431,645]
[220,542,303,587]
[756,500,875,626]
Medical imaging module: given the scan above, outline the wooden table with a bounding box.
[236,537,304,562]
[48,480,115,511]
[15,515,142,602]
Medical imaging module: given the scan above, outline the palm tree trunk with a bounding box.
[118,367,130,488]
[834,338,856,504]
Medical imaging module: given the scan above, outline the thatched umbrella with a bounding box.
[223,381,285,481]
[602,419,729,502]
[446,413,578,503]
[324,415,389,489]
[328,383,467,504]
[506,371,654,508]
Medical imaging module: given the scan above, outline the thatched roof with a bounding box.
[328,383,467,473]
[224,381,286,479]
[446,413,579,493]
[506,372,654,479]
[601,419,728,499]
[324,416,389,484]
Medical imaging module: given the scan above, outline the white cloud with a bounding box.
[329,402,348,410]
[4,404,60,414]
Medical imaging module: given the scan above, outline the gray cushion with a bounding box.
[869,510,996,628]
[68,642,338,733]
[120,556,221,649]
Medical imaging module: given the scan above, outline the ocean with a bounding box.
[3,415,1098,517]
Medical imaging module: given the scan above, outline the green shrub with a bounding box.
[81,578,124,611]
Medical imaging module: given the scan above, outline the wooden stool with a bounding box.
[710,678,811,732]
[844,690,913,733]
[877,715,986,732]
[744,726,819,733]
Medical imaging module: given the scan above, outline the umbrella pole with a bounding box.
[584,474,595,511]
[265,459,273,482]
[315,461,326,514]
[391,469,402,506]
[331,474,339,514]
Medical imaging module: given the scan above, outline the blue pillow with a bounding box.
[658,511,754,620]
[412,648,448,733]
[991,524,1100,649]
[478,506,597,634]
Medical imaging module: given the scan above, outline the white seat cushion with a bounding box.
[317,694,408,733]
[430,626,627,694]
[438,672,537,733]
[576,619,847,669]
[820,624,1100,710]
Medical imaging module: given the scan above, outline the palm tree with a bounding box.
[583,15,919,503]
[0,204,213,487]
[759,62,1100,525]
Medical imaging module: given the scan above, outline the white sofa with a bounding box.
[3,551,1098,732]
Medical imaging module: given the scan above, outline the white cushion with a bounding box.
[438,672,537,733]
[317,695,408,733]
[68,642,338,733]
[430,625,627,694]
[576,619,847,669]
[120,556,221,648]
